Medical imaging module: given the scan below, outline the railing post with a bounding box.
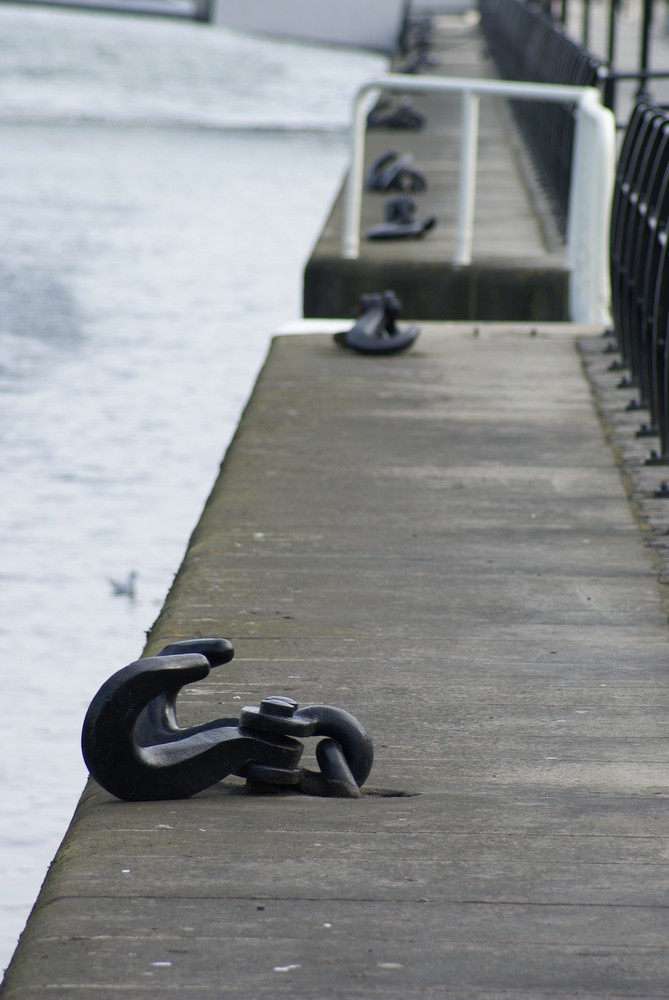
[607,0,620,66]
[455,88,480,267]
[640,0,653,75]
[582,0,591,47]
[342,85,372,260]
[566,90,615,323]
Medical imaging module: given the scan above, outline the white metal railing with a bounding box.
[343,75,616,324]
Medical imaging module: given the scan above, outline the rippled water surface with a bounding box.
[0,5,384,970]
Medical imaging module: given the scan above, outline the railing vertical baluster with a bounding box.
[342,85,371,260]
[607,0,620,66]
[455,89,480,267]
[582,0,591,48]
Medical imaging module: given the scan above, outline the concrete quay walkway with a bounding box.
[3,321,669,998]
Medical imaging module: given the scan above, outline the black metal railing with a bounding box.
[480,0,669,122]
[609,99,669,461]
[479,0,604,234]
[478,0,669,460]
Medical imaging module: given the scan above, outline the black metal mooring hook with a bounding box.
[81,638,373,801]
[81,638,302,801]
[333,290,419,355]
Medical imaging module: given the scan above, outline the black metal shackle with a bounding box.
[240,695,374,798]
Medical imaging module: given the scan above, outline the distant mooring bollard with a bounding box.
[366,195,436,242]
[333,289,420,355]
[364,150,428,192]
[81,638,373,801]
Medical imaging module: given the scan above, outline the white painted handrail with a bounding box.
[343,75,616,324]
[566,88,616,324]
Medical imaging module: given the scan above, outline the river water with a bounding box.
[0,4,384,971]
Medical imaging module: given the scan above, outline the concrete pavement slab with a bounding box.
[3,322,669,998]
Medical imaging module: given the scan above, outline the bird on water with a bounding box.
[109,571,137,599]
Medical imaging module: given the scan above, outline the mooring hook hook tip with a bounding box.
[157,636,235,666]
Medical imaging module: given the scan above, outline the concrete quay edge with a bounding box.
[3,321,669,998]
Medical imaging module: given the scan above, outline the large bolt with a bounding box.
[258,696,298,718]
[240,696,311,737]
